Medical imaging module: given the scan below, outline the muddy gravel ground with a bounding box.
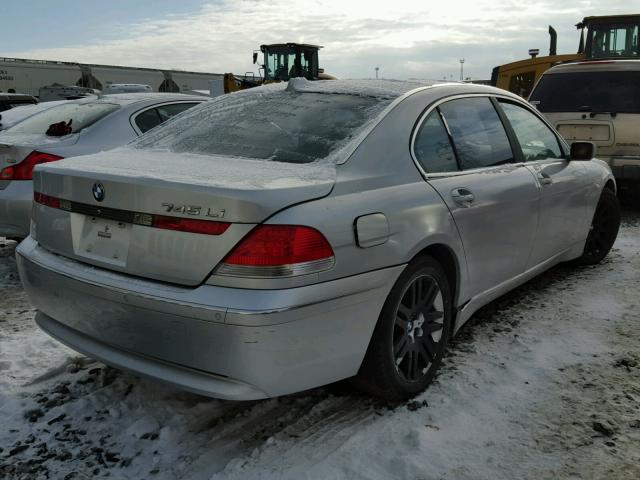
[1,210,639,480]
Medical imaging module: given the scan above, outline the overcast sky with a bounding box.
[2,0,634,80]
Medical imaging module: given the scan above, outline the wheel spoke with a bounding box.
[411,351,420,381]
[397,304,412,324]
[421,336,438,361]
[406,351,419,381]
[424,320,444,333]
[419,281,439,310]
[425,310,443,323]
[416,341,432,365]
[410,281,419,308]
[394,337,409,363]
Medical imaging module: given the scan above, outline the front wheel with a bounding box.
[355,256,453,401]
[577,188,620,266]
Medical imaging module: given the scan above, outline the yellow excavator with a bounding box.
[223,43,336,93]
[491,14,640,97]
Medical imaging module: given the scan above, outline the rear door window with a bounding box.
[134,108,163,133]
[155,102,200,122]
[413,112,458,173]
[439,97,514,170]
[498,101,564,161]
[134,102,201,134]
[529,71,640,114]
[8,103,119,135]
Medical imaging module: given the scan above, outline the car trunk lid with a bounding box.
[31,148,336,285]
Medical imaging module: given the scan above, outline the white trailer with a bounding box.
[0,57,223,97]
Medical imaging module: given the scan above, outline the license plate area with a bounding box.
[72,214,131,267]
[557,123,611,142]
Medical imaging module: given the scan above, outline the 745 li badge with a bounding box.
[162,203,225,218]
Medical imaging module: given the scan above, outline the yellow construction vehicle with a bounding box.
[491,14,640,97]
[223,43,335,93]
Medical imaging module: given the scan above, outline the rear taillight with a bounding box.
[33,192,61,209]
[0,151,63,180]
[216,225,334,278]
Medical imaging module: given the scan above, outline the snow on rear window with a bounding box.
[132,86,394,164]
[8,103,119,135]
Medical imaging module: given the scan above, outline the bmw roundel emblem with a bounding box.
[92,182,105,202]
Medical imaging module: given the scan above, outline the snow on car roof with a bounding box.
[282,78,438,99]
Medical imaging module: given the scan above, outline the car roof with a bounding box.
[280,78,441,99]
[543,59,640,74]
[261,78,515,103]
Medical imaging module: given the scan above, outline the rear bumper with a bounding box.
[0,180,32,238]
[16,237,403,399]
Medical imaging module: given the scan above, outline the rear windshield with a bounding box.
[8,102,119,135]
[132,89,390,163]
[529,71,640,114]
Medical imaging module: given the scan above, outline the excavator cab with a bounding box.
[257,43,322,82]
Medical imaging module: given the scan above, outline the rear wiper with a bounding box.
[589,111,617,118]
[577,106,617,118]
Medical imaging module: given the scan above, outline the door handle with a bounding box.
[537,172,553,185]
[451,188,475,207]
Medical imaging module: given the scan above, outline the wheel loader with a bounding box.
[223,43,335,93]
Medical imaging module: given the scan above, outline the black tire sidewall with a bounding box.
[580,189,620,265]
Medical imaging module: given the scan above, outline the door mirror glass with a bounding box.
[570,141,596,160]
[252,52,258,64]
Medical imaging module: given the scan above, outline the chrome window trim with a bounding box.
[409,93,569,180]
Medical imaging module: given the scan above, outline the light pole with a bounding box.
[375,66,379,79]
[459,58,465,81]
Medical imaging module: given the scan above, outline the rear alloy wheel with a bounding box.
[356,256,452,401]
[578,188,620,266]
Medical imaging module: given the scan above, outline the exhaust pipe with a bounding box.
[549,25,557,56]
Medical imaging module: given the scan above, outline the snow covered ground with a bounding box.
[1,211,639,480]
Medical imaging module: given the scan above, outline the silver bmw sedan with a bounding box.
[16,79,620,401]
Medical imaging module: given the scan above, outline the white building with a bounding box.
[0,57,223,97]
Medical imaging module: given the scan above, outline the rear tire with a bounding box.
[355,256,453,402]
[577,188,620,266]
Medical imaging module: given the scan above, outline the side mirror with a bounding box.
[252,52,258,64]
[570,141,595,161]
